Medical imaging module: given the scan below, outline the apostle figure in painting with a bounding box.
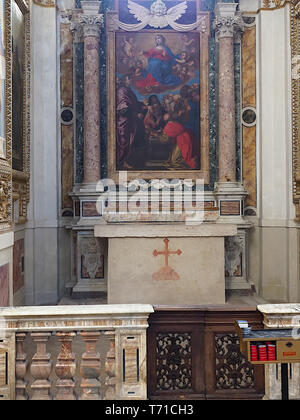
[163,117,198,169]
[144,95,165,136]
[161,93,199,169]
[140,34,181,89]
[116,74,147,169]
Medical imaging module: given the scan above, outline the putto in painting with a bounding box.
[115,31,200,171]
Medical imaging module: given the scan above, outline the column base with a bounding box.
[71,281,107,299]
[214,182,252,292]
[79,182,101,193]
[214,181,252,226]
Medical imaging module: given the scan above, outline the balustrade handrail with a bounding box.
[0,304,154,400]
[0,303,154,332]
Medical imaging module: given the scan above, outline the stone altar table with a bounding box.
[94,223,237,305]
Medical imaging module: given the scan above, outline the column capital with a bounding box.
[213,3,244,39]
[78,13,104,38]
[213,14,244,39]
[71,1,104,39]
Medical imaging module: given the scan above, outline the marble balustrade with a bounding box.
[0,304,153,400]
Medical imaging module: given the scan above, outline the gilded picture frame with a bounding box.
[107,1,210,183]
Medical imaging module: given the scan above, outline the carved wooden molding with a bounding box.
[0,0,31,228]
[11,0,31,224]
[32,0,56,8]
[291,0,300,221]
[0,0,13,230]
[243,0,294,14]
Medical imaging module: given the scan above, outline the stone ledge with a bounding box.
[0,304,154,332]
[0,303,154,317]
[94,222,237,238]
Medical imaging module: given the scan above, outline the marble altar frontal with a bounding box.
[95,223,236,305]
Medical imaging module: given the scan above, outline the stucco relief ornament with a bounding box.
[117,0,207,31]
[263,0,286,8]
[0,180,9,222]
[80,238,102,280]
[292,55,300,80]
[292,0,300,18]
[225,235,244,277]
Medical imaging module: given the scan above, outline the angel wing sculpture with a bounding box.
[127,0,187,28]
[117,0,204,31]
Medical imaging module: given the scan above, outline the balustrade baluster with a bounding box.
[55,332,76,400]
[104,331,116,400]
[15,333,28,400]
[80,331,101,400]
[30,332,52,400]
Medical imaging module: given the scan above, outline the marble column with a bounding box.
[213,3,243,183]
[213,4,249,225]
[79,2,103,187]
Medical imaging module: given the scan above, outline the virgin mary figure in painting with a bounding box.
[138,34,181,90]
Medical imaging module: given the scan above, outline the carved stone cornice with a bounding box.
[213,14,244,39]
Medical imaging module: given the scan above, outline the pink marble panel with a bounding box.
[13,239,24,294]
[0,263,9,306]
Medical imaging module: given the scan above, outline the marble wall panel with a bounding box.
[61,22,74,212]
[0,263,9,306]
[61,23,73,108]
[242,25,257,208]
[13,238,24,294]
[61,124,73,211]
[243,125,257,208]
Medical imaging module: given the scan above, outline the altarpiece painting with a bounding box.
[107,0,210,182]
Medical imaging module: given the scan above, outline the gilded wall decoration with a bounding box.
[107,0,210,183]
[10,0,30,224]
[291,0,300,220]
[0,0,12,230]
[0,0,5,160]
[32,0,55,7]
[0,173,9,222]
[262,0,287,8]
